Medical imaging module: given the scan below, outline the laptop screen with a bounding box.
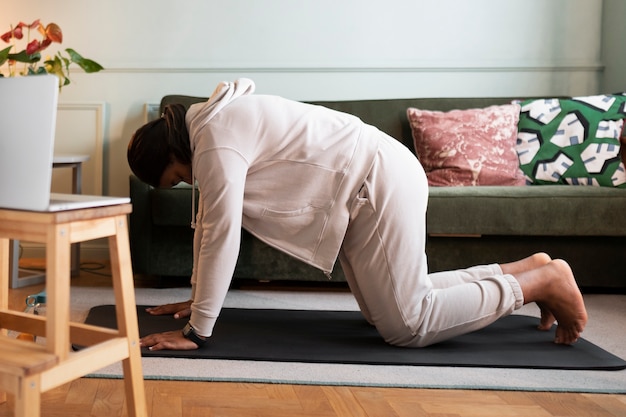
[0,75,59,211]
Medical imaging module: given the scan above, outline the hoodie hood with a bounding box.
[187,78,256,228]
[187,78,256,154]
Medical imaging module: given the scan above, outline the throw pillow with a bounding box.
[516,94,626,187]
[408,104,525,187]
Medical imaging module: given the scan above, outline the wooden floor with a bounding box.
[1,260,625,417]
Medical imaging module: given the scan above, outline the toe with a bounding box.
[554,326,581,345]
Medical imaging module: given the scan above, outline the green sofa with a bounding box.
[129,96,626,290]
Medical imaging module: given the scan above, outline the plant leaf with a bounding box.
[44,55,67,86]
[0,45,12,66]
[7,50,40,64]
[27,66,47,75]
[65,48,103,73]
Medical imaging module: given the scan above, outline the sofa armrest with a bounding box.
[129,174,153,274]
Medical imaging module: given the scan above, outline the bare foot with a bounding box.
[514,259,587,345]
[500,252,551,275]
[501,253,555,330]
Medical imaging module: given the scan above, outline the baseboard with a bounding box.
[16,240,110,261]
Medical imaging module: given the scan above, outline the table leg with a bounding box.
[109,215,147,417]
[0,239,9,404]
[0,238,9,312]
[15,374,42,417]
[70,163,81,276]
[45,223,71,360]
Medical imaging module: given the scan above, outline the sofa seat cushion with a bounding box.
[427,186,626,236]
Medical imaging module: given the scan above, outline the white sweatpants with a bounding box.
[338,133,524,347]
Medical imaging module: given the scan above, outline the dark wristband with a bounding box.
[182,322,208,347]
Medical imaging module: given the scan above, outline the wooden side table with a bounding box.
[10,154,90,288]
[0,203,147,417]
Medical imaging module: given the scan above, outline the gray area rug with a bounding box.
[68,287,626,393]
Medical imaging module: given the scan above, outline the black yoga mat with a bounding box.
[84,305,626,370]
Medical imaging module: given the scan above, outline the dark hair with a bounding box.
[127,103,192,187]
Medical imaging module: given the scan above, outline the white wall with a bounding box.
[601,0,626,93]
[4,0,617,257]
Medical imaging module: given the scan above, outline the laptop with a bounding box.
[0,74,129,211]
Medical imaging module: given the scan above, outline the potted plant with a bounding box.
[0,19,103,88]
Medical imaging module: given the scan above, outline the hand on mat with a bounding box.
[145,300,192,319]
[140,330,200,351]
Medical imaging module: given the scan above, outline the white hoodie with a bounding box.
[185,79,379,336]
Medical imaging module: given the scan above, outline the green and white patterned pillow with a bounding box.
[515,94,626,187]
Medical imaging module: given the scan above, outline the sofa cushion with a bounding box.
[427,185,626,236]
[408,104,525,186]
[516,94,626,187]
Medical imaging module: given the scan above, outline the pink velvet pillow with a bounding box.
[408,104,526,186]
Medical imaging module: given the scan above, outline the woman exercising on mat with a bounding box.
[127,78,587,351]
